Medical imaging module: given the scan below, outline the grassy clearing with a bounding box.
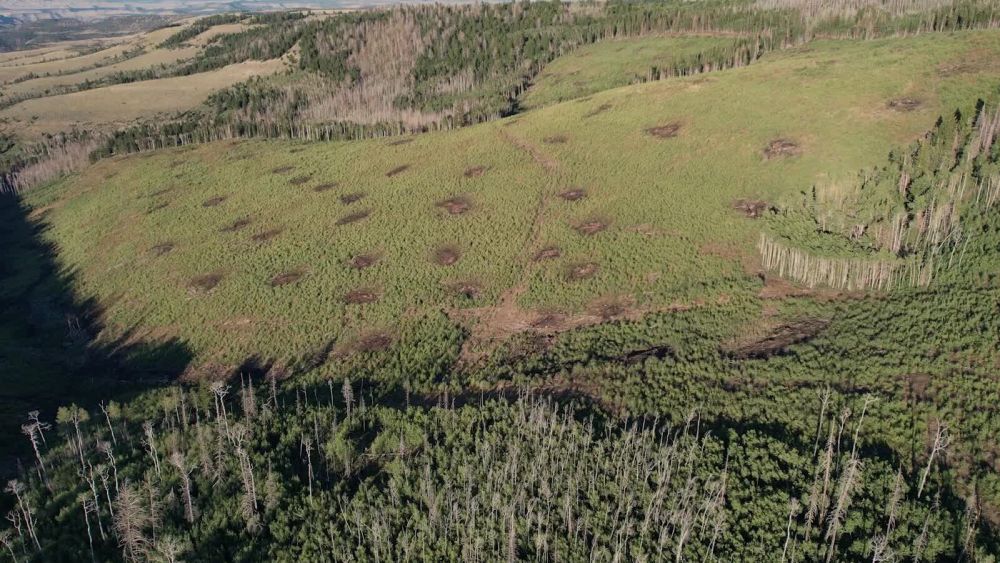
[21,31,1000,374]
[0,58,287,137]
[521,34,742,108]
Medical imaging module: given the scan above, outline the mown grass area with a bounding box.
[520,34,741,108]
[21,30,1000,377]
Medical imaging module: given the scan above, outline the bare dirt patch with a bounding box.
[584,103,612,118]
[732,198,775,219]
[559,188,587,201]
[534,246,562,261]
[271,166,294,175]
[646,122,682,139]
[188,273,222,294]
[763,138,801,159]
[270,271,304,287]
[149,242,174,257]
[251,228,283,243]
[575,220,608,236]
[343,288,380,304]
[543,134,568,145]
[448,280,482,299]
[221,217,253,232]
[436,195,473,215]
[340,192,366,204]
[566,262,599,281]
[353,332,393,353]
[433,245,462,266]
[464,165,488,178]
[202,196,226,207]
[314,182,338,192]
[336,209,371,226]
[723,318,829,359]
[347,253,379,269]
[887,97,921,112]
[289,175,312,186]
[386,164,410,177]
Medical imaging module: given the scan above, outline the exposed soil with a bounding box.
[343,288,380,304]
[732,198,776,219]
[646,122,682,139]
[270,271,303,287]
[386,164,410,177]
[347,253,379,269]
[533,246,562,261]
[314,182,338,192]
[464,165,488,178]
[566,262,599,281]
[500,130,559,172]
[723,318,829,359]
[340,192,366,204]
[251,228,283,243]
[559,188,587,201]
[188,273,222,293]
[353,332,393,353]
[221,217,253,232]
[387,138,413,146]
[887,97,922,112]
[271,166,294,174]
[575,220,608,236]
[763,138,801,159]
[289,175,312,186]
[448,280,482,299]
[149,242,174,257]
[543,134,569,144]
[583,103,612,118]
[531,312,566,329]
[433,246,462,266]
[436,195,473,215]
[202,196,226,207]
[336,209,371,226]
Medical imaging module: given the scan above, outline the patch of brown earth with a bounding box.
[387,138,413,146]
[448,280,482,299]
[463,165,488,178]
[354,332,393,353]
[289,175,312,186]
[534,246,562,261]
[202,196,226,207]
[559,188,586,201]
[251,228,283,243]
[271,166,294,174]
[386,165,410,177]
[590,296,632,320]
[566,262,599,281]
[763,138,801,159]
[434,246,462,266]
[340,192,366,204]
[343,288,379,304]
[314,182,338,192]
[336,209,371,226]
[732,198,775,219]
[221,217,252,232]
[149,242,174,257]
[646,122,682,139]
[188,273,222,293]
[270,271,303,287]
[583,103,612,118]
[347,253,379,269]
[722,318,829,359]
[543,134,568,144]
[575,220,608,236]
[436,196,473,215]
[887,97,921,112]
[531,312,566,329]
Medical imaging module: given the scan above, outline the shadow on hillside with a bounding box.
[0,192,193,472]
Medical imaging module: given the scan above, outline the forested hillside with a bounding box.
[2,0,1000,561]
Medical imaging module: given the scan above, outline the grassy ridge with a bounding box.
[23,31,1000,374]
